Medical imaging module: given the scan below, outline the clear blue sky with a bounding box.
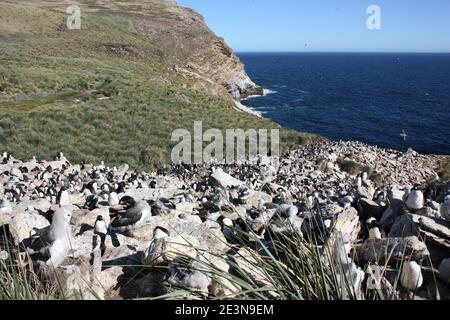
[175,0,450,52]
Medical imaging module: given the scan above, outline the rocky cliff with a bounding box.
[6,0,263,101]
[131,0,264,100]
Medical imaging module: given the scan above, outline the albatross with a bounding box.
[111,200,152,232]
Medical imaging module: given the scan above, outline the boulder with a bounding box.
[243,190,272,210]
[354,237,429,264]
[389,214,418,238]
[127,215,229,255]
[142,234,199,267]
[211,169,243,189]
[14,199,52,213]
[411,215,450,239]
[40,256,104,300]
[122,187,184,202]
[93,267,123,294]
[3,211,50,244]
[205,255,240,298]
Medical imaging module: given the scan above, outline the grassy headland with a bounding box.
[0,2,320,169]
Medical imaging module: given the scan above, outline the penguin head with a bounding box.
[95,215,104,222]
[54,206,73,224]
[153,226,170,240]
[119,196,135,207]
[248,209,262,220]
[361,172,368,181]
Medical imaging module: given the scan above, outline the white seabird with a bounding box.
[167,255,211,295]
[141,226,170,266]
[27,206,74,268]
[111,200,152,232]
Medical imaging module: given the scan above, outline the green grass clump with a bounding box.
[337,158,382,183]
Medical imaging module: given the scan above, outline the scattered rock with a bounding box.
[389,214,418,238]
[354,237,429,264]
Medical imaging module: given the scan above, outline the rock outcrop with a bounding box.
[13,0,263,102]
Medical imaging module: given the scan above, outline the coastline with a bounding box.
[235,88,278,118]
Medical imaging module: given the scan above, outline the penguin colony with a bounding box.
[0,141,449,300]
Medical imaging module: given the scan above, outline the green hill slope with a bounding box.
[0,1,320,168]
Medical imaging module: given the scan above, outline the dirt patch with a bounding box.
[102,43,138,57]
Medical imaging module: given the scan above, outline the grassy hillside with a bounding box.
[0,2,319,169]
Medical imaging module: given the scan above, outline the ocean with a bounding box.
[238,53,450,155]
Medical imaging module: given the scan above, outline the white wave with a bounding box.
[263,89,278,95]
[233,101,263,118]
[241,94,262,101]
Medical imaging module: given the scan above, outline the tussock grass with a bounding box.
[337,158,382,183]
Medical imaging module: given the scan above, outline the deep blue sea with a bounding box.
[238,53,450,155]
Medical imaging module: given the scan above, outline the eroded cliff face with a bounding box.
[130,0,263,100]
[10,0,261,101]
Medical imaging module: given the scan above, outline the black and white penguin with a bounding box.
[149,180,157,189]
[366,217,384,239]
[201,195,222,213]
[115,181,126,194]
[108,192,120,207]
[405,186,424,210]
[57,187,70,206]
[400,261,423,290]
[218,216,247,246]
[94,215,108,254]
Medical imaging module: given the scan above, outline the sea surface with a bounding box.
[238,53,450,155]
